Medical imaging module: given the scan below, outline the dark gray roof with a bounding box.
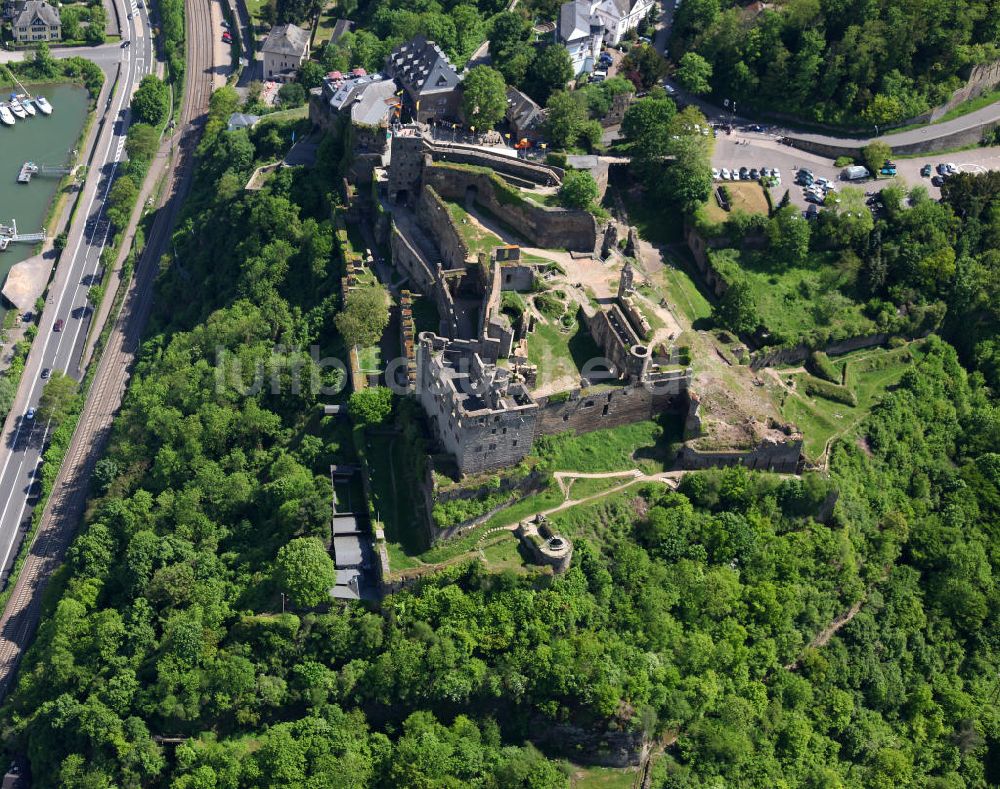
[262,23,309,57]
[505,86,545,131]
[334,534,364,567]
[227,112,260,130]
[14,0,58,27]
[559,0,595,42]
[386,35,460,98]
[323,74,397,127]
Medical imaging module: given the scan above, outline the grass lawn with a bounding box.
[777,343,923,459]
[534,413,682,474]
[546,486,650,544]
[480,533,531,573]
[526,310,603,389]
[711,247,874,344]
[617,185,684,244]
[566,474,636,500]
[520,189,560,207]
[704,180,770,223]
[569,764,642,788]
[313,2,339,47]
[244,0,269,24]
[358,344,381,372]
[445,200,502,257]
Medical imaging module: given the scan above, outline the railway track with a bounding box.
[0,0,216,699]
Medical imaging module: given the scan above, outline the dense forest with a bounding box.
[671,0,1000,125]
[1,86,999,788]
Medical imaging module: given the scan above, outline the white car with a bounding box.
[815,177,831,188]
[945,162,958,174]
[718,168,729,180]
[712,168,720,179]
[728,169,739,180]
[773,168,781,180]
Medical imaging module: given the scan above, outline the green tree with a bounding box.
[620,44,667,90]
[278,81,306,107]
[37,371,79,425]
[298,61,326,90]
[336,283,389,347]
[348,387,393,427]
[675,52,713,94]
[461,66,507,130]
[861,141,893,178]
[558,170,599,210]
[544,91,587,150]
[125,123,159,162]
[766,206,811,266]
[712,277,759,334]
[275,538,335,608]
[527,45,573,104]
[107,176,139,229]
[131,75,169,126]
[660,135,712,211]
[622,95,676,145]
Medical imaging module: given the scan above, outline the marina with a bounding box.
[0,83,87,314]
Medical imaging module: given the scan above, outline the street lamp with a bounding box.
[874,124,879,137]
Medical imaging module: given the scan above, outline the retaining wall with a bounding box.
[678,439,803,473]
[424,165,599,252]
[416,186,469,267]
[536,383,685,437]
[750,333,890,369]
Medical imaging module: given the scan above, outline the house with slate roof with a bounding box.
[11,0,59,42]
[262,23,310,83]
[558,0,603,75]
[593,0,656,46]
[385,35,461,123]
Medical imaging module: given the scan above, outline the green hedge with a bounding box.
[801,374,857,406]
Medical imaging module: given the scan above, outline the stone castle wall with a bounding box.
[536,383,685,437]
[678,439,803,473]
[416,186,469,267]
[424,165,599,253]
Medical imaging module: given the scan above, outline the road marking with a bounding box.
[0,26,140,551]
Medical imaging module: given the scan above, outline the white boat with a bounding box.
[8,99,26,120]
[0,105,14,126]
[33,96,52,115]
[18,96,35,116]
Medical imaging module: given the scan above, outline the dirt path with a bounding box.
[784,597,865,671]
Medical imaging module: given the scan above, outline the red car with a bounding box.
[54,318,64,332]
[222,31,232,43]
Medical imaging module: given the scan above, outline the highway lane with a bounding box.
[0,0,155,581]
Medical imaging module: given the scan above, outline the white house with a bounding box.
[261,23,310,83]
[558,0,603,75]
[593,0,657,46]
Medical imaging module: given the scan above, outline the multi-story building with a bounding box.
[11,0,59,43]
[593,0,657,46]
[262,23,309,83]
[385,35,461,124]
[558,0,603,75]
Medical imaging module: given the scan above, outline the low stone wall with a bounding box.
[416,186,469,267]
[428,141,564,185]
[424,165,599,253]
[531,721,645,767]
[678,438,803,473]
[499,263,536,291]
[749,333,890,369]
[428,468,550,542]
[685,225,730,297]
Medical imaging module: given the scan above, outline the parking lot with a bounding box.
[711,131,1000,210]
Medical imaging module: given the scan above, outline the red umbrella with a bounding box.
[352,67,367,76]
[328,70,343,80]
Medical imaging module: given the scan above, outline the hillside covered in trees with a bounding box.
[671,0,1000,125]
[0,90,998,788]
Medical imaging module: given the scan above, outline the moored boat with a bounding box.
[18,95,36,116]
[8,98,26,119]
[0,105,14,126]
[33,96,52,115]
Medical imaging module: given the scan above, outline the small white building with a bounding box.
[593,0,657,46]
[261,23,310,83]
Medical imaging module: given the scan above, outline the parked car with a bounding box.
[53,319,64,332]
[936,163,949,175]
[945,162,958,173]
[806,191,825,204]
[931,175,945,186]
[711,168,720,179]
[749,168,760,180]
[40,368,50,380]
[806,204,819,220]
[222,31,233,43]
[921,164,932,177]
[719,168,730,180]
[739,167,749,180]
[815,177,831,188]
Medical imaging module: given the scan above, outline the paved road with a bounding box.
[651,8,1000,153]
[0,0,216,698]
[0,2,154,587]
[0,42,124,67]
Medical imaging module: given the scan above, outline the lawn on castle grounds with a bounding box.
[775,342,925,460]
[445,200,503,257]
[703,181,770,224]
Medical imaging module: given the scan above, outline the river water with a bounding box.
[0,83,89,312]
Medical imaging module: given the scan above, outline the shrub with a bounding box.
[801,374,857,406]
[834,156,854,167]
[808,351,840,383]
[348,387,393,427]
[546,152,567,168]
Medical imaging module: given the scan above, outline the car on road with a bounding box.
[921,164,932,177]
[121,40,131,47]
[127,12,133,18]
[746,124,763,132]
[53,319,64,332]
[663,84,676,95]
[25,408,35,421]
[41,368,50,380]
